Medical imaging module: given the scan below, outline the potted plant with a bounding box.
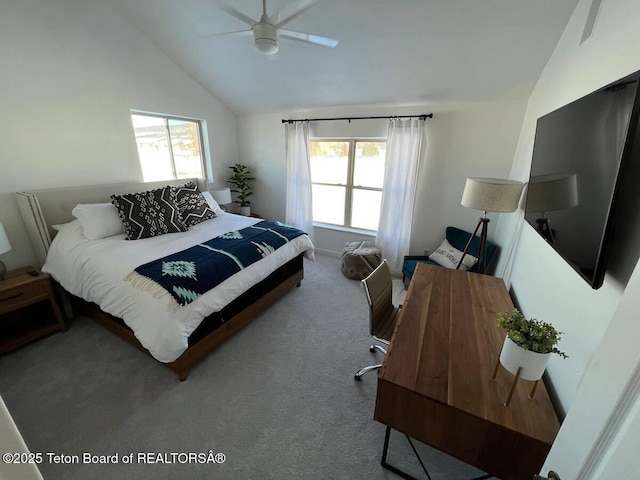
[227,163,255,216]
[497,308,567,382]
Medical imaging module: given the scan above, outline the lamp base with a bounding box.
[457,214,490,274]
[535,217,555,244]
[0,260,6,281]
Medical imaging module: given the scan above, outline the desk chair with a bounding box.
[354,260,400,381]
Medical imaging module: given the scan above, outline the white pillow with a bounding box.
[52,222,74,231]
[201,191,224,214]
[429,239,478,271]
[72,203,124,240]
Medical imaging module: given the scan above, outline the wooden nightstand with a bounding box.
[0,267,67,354]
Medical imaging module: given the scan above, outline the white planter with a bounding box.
[239,206,251,216]
[499,336,551,381]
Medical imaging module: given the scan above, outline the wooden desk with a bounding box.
[374,264,560,480]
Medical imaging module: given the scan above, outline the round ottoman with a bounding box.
[341,241,382,280]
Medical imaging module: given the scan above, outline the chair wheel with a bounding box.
[369,345,376,352]
[354,374,362,381]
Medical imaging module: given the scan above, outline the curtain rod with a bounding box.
[281,113,433,124]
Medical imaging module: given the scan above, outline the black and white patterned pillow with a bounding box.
[173,182,217,227]
[111,186,187,240]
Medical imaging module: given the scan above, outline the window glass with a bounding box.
[312,185,346,225]
[168,119,203,179]
[131,114,173,181]
[354,142,386,188]
[310,141,349,184]
[352,189,383,230]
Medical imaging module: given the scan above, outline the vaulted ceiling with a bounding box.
[106,0,579,114]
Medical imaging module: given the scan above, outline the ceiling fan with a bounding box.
[205,0,339,55]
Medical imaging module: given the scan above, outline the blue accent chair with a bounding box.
[402,226,498,283]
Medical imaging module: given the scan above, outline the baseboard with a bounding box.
[314,248,341,258]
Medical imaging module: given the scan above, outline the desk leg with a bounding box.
[381,426,432,480]
[380,427,495,480]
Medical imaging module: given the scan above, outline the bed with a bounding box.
[15,178,314,380]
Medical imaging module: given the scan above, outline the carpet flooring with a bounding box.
[0,254,487,480]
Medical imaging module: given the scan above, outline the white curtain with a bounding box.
[285,122,313,238]
[376,118,425,274]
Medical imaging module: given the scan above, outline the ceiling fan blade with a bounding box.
[273,0,318,28]
[279,29,339,48]
[199,29,253,39]
[216,2,257,26]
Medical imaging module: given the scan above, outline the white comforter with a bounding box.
[43,213,314,362]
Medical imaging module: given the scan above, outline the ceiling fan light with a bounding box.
[255,38,278,54]
[253,20,278,55]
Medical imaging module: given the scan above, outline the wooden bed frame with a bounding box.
[78,265,302,380]
[15,178,306,380]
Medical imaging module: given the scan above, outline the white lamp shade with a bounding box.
[526,173,579,213]
[210,187,232,205]
[461,177,525,213]
[0,223,11,255]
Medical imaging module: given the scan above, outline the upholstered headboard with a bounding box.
[15,178,207,266]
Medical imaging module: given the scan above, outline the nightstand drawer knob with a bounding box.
[0,292,23,302]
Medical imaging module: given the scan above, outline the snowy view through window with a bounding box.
[131,113,204,181]
[310,141,386,231]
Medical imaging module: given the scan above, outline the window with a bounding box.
[131,112,205,181]
[309,140,386,231]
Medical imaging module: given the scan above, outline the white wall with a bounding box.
[237,101,527,258]
[543,235,640,478]
[493,0,640,414]
[0,0,238,269]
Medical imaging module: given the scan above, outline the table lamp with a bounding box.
[459,177,525,274]
[0,223,12,280]
[525,173,578,244]
[210,187,232,212]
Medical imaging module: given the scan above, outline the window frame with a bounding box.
[131,110,206,181]
[309,138,386,232]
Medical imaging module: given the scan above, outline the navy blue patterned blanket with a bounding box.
[127,221,306,306]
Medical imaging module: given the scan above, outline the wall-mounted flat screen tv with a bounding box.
[524,71,640,289]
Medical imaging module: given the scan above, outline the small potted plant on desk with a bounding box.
[228,163,255,216]
[493,308,568,406]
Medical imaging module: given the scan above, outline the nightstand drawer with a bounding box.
[0,281,48,315]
